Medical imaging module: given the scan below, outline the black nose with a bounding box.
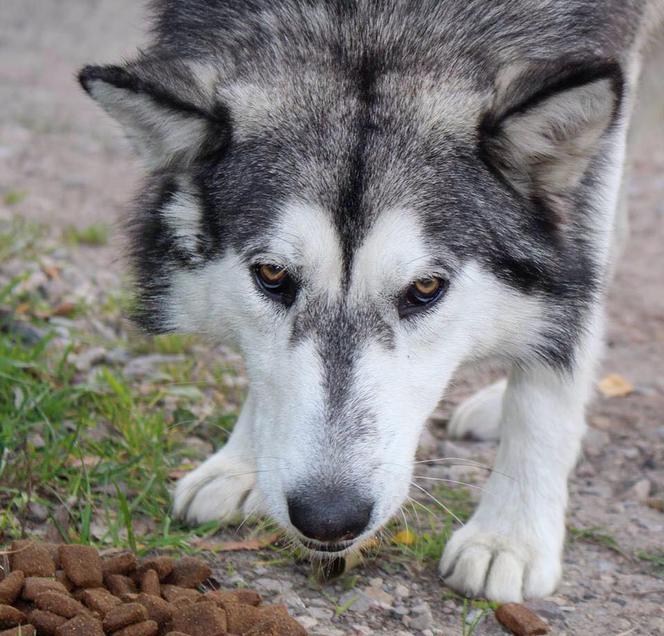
[287,487,373,543]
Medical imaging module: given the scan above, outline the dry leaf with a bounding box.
[393,529,417,546]
[193,532,280,552]
[41,264,60,279]
[52,301,77,317]
[597,373,634,398]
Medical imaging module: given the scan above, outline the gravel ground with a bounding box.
[1,2,663,635]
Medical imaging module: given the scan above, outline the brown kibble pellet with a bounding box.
[54,614,104,636]
[22,577,70,601]
[134,594,172,629]
[139,570,160,597]
[105,574,137,597]
[199,590,239,608]
[34,591,88,619]
[495,603,550,636]
[111,620,159,636]
[102,603,148,632]
[245,613,308,636]
[225,602,262,633]
[79,588,121,616]
[163,633,190,636]
[0,605,26,629]
[29,609,68,635]
[0,626,36,636]
[0,572,24,605]
[136,557,173,582]
[235,589,262,606]
[9,541,55,578]
[41,544,62,569]
[169,602,227,636]
[170,597,195,609]
[58,545,103,589]
[101,553,137,576]
[54,572,74,593]
[160,585,200,603]
[165,557,211,588]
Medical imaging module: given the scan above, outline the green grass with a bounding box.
[63,223,109,247]
[636,550,664,577]
[567,525,629,558]
[3,190,27,206]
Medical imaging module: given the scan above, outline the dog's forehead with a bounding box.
[268,200,430,298]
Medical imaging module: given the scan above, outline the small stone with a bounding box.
[26,502,49,523]
[361,585,393,608]
[296,616,319,630]
[393,584,410,598]
[58,545,103,588]
[308,607,334,621]
[495,603,549,636]
[623,478,651,502]
[408,602,433,631]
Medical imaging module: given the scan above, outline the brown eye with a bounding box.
[257,264,287,286]
[399,276,448,318]
[253,263,297,306]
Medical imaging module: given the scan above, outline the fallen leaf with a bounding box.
[51,301,77,317]
[15,303,30,315]
[193,532,281,552]
[41,264,60,279]
[393,529,417,546]
[597,373,634,398]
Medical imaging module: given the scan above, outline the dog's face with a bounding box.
[81,54,618,550]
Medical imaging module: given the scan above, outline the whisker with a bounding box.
[411,482,465,527]
[411,475,488,494]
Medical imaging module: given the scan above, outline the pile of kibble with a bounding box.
[0,540,307,636]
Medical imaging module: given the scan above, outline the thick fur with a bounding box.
[80,0,661,602]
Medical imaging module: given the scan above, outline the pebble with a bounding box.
[393,584,410,598]
[406,602,433,631]
[308,607,334,621]
[255,578,293,594]
[296,616,319,630]
[622,478,651,502]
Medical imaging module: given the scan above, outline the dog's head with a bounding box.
[80,52,622,552]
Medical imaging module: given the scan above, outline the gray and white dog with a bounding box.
[80,0,662,602]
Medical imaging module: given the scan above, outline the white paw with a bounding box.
[173,450,262,525]
[448,379,507,441]
[439,520,561,602]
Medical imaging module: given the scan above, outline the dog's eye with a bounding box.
[399,276,448,318]
[253,264,297,305]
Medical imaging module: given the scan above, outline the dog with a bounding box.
[79,0,663,603]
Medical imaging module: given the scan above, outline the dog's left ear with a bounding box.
[78,59,229,168]
[480,60,623,225]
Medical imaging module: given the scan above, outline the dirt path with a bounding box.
[1,2,663,634]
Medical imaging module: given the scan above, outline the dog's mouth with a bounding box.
[298,537,357,556]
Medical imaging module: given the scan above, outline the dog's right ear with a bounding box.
[78,61,230,168]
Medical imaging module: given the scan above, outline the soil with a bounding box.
[1,2,663,635]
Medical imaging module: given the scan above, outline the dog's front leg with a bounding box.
[440,321,601,602]
[173,391,263,525]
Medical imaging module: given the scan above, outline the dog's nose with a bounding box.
[287,488,373,543]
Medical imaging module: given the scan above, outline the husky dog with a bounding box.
[80,0,662,602]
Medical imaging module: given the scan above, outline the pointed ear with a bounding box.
[479,60,623,226]
[78,61,230,168]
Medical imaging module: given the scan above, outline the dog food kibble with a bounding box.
[136,557,173,582]
[169,603,227,636]
[138,570,160,597]
[105,575,137,597]
[29,608,67,635]
[102,603,148,633]
[495,603,550,636]
[80,588,122,616]
[54,614,105,636]
[0,605,27,629]
[110,620,159,636]
[0,573,24,605]
[102,553,137,577]
[0,540,309,635]
[10,542,56,578]
[165,558,211,589]
[59,545,103,589]
[34,592,88,619]
[22,578,70,601]
[0,626,36,636]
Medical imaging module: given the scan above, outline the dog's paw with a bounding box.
[439,520,561,602]
[173,450,262,525]
[448,379,507,441]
